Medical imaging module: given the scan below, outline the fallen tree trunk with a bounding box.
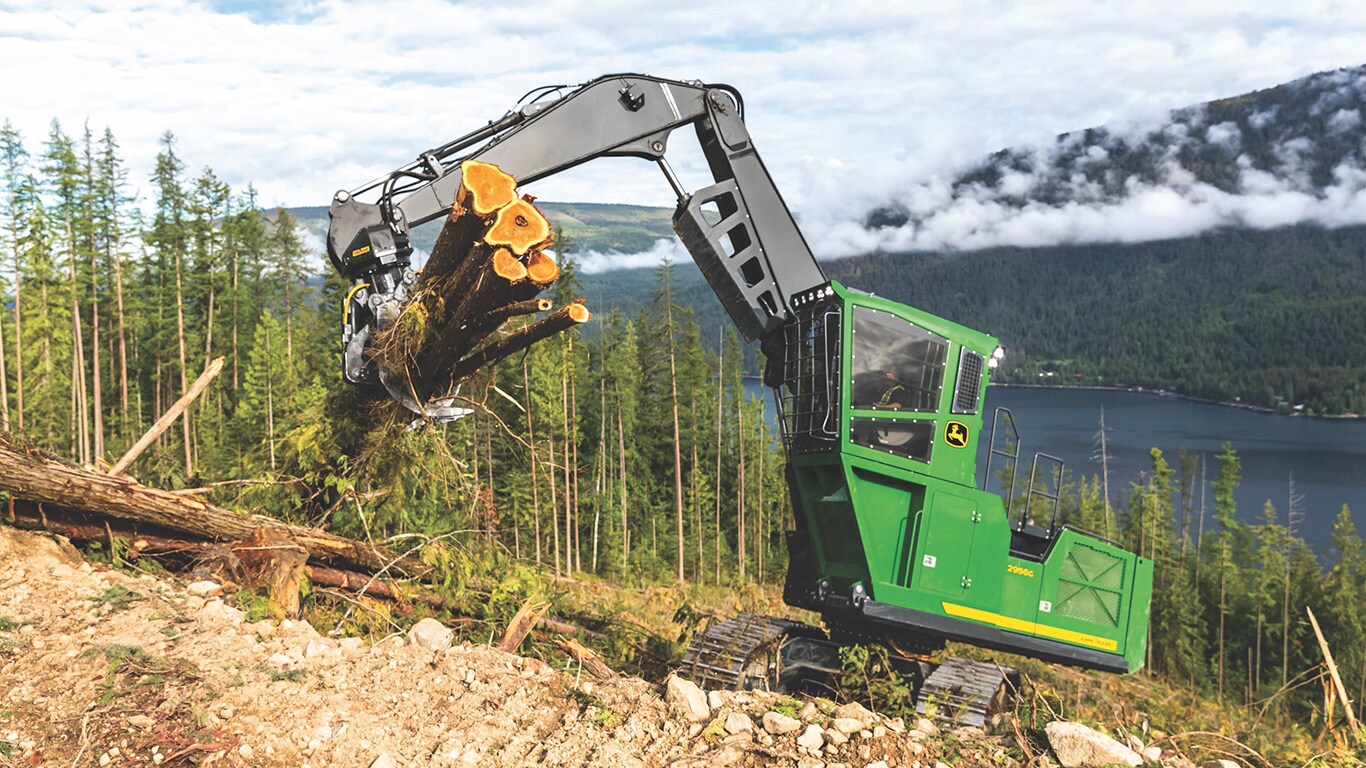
[9,501,607,641]
[0,434,423,576]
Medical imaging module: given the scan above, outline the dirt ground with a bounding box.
[0,526,1025,768]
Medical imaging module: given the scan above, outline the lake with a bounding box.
[745,379,1366,556]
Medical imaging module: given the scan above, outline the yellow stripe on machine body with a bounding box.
[941,602,1118,652]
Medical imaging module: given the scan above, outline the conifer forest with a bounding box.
[1,119,1363,741]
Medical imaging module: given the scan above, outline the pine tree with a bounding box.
[238,309,290,471]
[1209,441,1241,698]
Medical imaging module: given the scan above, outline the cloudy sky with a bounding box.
[3,0,1365,265]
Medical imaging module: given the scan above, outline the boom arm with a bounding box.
[329,74,826,346]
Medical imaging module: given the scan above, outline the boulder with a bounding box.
[914,717,941,737]
[831,717,866,735]
[724,712,753,735]
[405,618,453,652]
[665,675,711,722]
[762,711,802,735]
[796,724,825,751]
[834,701,875,727]
[1045,721,1142,768]
[186,580,223,597]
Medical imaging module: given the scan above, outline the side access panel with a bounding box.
[913,490,977,598]
[1033,531,1134,658]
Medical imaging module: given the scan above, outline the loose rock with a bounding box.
[406,617,454,652]
[185,580,222,597]
[724,712,753,735]
[831,717,865,735]
[797,724,825,751]
[665,675,711,722]
[1045,721,1143,768]
[763,711,803,735]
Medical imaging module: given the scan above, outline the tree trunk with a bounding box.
[737,385,745,581]
[174,241,192,476]
[91,232,103,460]
[0,284,8,433]
[0,434,424,575]
[616,381,628,572]
[68,221,90,465]
[11,237,22,432]
[665,299,684,583]
[523,358,542,565]
[715,334,723,584]
[113,231,129,441]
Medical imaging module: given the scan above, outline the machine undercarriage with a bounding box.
[680,613,1018,729]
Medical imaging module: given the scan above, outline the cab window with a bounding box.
[850,306,948,413]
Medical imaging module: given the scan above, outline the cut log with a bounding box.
[460,159,519,216]
[445,301,591,385]
[486,198,552,256]
[0,434,423,576]
[525,250,559,284]
[358,160,586,407]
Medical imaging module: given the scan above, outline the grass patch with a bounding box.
[82,643,193,706]
[230,589,282,623]
[268,667,306,683]
[0,616,30,632]
[90,583,142,612]
[568,688,617,729]
[771,697,802,718]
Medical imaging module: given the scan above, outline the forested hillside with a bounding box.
[827,224,1366,413]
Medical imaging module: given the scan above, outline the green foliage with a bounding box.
[836,644,916,718]
[568,687,617,729]
[268,667,306,682]
[82,643,184,706]
[90,583,142,611]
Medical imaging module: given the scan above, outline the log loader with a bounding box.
[325,74,1154,726]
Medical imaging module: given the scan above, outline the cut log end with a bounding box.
[493,248,528,282]
[458,160,518,216]
[526,250,559,284]
[486,199,552,256]
[567,301,591,324]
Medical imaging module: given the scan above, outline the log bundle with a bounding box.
[372,160,591,402]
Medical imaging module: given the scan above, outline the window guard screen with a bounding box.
[779,304,841,454]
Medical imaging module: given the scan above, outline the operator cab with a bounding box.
[776,281,1002,491]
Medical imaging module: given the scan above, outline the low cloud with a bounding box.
[572,238,689,274]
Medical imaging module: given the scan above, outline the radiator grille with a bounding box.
[952,349,984,414]
[1055,544,1125,627]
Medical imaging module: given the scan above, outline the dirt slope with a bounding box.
[0,526,1003,768]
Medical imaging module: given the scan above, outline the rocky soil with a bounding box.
[0,526,1228,767]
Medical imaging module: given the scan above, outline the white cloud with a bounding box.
[3,0,1365,214]
[573,238,689,274]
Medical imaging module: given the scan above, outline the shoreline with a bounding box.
[991,382,1362,420]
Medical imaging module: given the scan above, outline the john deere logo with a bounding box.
[944,421,969,448]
